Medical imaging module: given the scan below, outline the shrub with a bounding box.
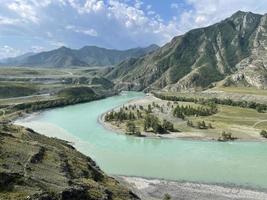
[163,193,171,200]
[126,121,141,136]
[260,130,267,138]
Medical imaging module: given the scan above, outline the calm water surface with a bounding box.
[20,92,267,189]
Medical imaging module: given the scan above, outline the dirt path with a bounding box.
[253,120,267,128]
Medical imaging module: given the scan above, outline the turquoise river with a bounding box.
[17,92,267,189]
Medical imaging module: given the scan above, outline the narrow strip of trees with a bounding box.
[173,104,217,119]
[153,92,267,113]
[105,108,136,122]
[11,94,102,114]
[187,120,213,129]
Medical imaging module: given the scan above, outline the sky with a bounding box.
[0,0,267,59]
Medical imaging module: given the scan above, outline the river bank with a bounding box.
[117,176,267,200]
[99,94,267,142]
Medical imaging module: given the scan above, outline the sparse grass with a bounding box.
[184,104,267,139]
[0,67,67,76]
[0,124,138,200]
[0,82,38,98]
[212,86,267,96]
[254,121,267,129]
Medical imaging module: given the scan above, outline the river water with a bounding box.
[16,92,267,189]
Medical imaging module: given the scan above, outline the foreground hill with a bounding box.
[107,11,267,91]
[1,45,159,68]
[0,124,139,200]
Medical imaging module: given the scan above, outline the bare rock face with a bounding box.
[0,124,139,200]
[108,11,267,92]
[222,14,267,89]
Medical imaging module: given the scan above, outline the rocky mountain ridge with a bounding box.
[107,11,267,92]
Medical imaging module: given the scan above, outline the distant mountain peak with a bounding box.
[57,46,72,51]
[230,10,262,21]
[0,44,159,68]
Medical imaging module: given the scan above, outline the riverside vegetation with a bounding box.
[104,91,267,141]
[105,104,176,136]
[104,98,219,137]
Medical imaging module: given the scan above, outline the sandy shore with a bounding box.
[117,176,267,200]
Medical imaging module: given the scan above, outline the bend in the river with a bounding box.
[16,92,267,190]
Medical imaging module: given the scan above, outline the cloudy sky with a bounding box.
[0,0,267,58]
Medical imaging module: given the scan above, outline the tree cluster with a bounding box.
[144,115,174,134]
[126,121,141,136]
[105,109,136,122]
[218,131,236,141]
[173,104,217,119]
[187,120,213,129]
[260,130,267,138]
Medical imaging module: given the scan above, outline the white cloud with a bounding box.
[171,3,179,9]
[83,0,105,13]
[7,1,40,23]
[178,0,267,31]
[49,40,66,47]
[134,0,143,9]
[81,29,98,36]
[147,10,155,16]
[0,16,20,25]
[30,45,45,52]
[46,31,53,38]
[67,0,105,14]
[31,0,53,7]
[195,15,206,24]
[66,25,98,36]
[0,45,21,59]
[60,0,179,44]
[146,4,152,10]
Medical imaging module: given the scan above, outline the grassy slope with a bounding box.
[211,86,267,96]
[0,124,139,200]
[0,82,38,98]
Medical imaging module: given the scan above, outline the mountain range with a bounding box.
[0,44,159,68]
[2,11,267,92]
[106,11,267,91]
